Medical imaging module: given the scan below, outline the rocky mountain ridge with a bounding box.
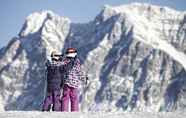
[0,3,186,111]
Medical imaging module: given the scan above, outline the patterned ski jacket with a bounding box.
[62,57,82,88]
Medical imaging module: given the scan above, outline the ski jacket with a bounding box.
[62,57,82,88]
[46,61,64,92]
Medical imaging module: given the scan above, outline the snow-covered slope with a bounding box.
[0,3,186,112]
[0,111,186,118]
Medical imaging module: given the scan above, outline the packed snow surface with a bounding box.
[0,111,186,118]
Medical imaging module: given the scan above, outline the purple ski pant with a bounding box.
[62,84,79,112]
[42,90,61,111]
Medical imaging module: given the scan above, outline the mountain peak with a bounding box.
[19,10,70,37]
[110,2,182,14]
[96,2,184,27]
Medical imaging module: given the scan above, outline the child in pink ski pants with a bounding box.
[62,84,79,111]
[61,48,83,112]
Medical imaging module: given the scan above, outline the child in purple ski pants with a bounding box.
[61,48,82,112]
[42,90,61,111]
[42,51,64,111]
[62,84,79,111]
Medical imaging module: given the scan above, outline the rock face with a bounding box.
[0,3,186,111]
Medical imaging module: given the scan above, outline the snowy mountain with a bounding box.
[0,3,186,112]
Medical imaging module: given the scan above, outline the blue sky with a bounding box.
[0,0,186,48]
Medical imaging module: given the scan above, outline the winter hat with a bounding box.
[66,48,77,58]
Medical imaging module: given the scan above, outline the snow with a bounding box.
[132,20,186,70]
[112,3,182,15]
[107,3,186,71]
[157,40,186,70]
[0,111,185,118]
[20,11,49,37]
[133,17,186,70]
